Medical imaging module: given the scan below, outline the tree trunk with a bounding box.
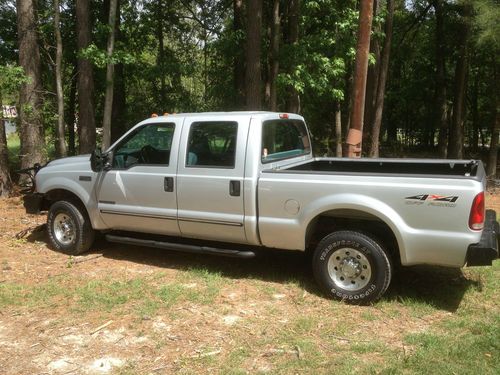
[286,0,300,113]
[364,0,381,144]
[156,0,166,107]
[245,0,262,110]
[111,0,126,143]
[101,0,118,150]
[471,64,479,151]
[76,0,96,154]
[335,102,342,157]
[16,0,46,171]
[447,4,471,159]
[233,0,246,109]
[54,0,67,157]
[487,103,499,178]
[434,0,448,158]
[347,0,374,157]
[269,0,280,111]
[0,90,12,198]
[66,65,77,155]
[369,0,394,158]
[486,59,499,178]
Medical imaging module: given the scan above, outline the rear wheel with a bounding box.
[312,231,392,304]
[47,200,95,255]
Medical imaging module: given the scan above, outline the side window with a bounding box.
[186,121,238,168]
[112,123,175,168]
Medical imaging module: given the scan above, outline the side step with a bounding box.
[105,234,256,259]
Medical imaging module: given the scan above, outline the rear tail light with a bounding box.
[469,192,485,230]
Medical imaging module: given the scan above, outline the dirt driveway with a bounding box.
[1,192,499,374]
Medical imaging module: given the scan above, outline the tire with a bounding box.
[312,231,392,305]
[47,200,95,255]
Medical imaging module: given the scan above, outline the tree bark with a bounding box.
[269,0,280,111]
[434,0,448,158]
[76,0,96,154]
[487,102,499,178]
[156,0,166,107]
[233,0,246,109]
[448,4,471,159]
[16,0,46,171]
[369,0,394,158]
[364,0,381,143]
[486,59,499,178]
[335,102,342,157]
[471,64,479,151]
[347,0,374,157]
[66,65,77,155]
[286,0,300,113]
[245,0,262,110]
[0,90,12,198]
[111,0,126,143]
[101,0,118,150]
[54,0,67,157]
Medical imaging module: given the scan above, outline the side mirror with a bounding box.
[90,148,105,172]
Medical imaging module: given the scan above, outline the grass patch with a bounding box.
[0,276,70,308]
[7,133,20,170]
[0,282,25,307]
[76,278,147,312]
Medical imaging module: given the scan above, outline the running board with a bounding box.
[105,234,256,259]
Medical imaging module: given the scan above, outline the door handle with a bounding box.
[164,177,174,192]
[229,180,240,196]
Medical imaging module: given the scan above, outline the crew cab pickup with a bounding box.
[23,112,499,303]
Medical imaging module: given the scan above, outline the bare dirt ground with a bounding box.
[0,191,499,374]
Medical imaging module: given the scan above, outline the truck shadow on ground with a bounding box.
[26,229,480,313]
[92,238,479,313]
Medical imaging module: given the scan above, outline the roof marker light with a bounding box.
[279,113,289,119]
[151,113,158,118]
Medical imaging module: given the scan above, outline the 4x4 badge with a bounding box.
[405,194,459,203]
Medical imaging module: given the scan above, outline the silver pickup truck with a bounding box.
[23,112,498,304]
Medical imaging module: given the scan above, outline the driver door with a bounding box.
[96,120,182,236]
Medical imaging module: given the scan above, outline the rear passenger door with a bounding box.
[176,117,249,243]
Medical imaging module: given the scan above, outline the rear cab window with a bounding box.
[186,121,238,168]
[261,119,311,163]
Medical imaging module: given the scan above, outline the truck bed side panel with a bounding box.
[257,173,483,267]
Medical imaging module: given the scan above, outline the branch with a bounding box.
[396,2,433,49]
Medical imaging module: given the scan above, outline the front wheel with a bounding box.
[47,200,95,255]
[312,231,392,304]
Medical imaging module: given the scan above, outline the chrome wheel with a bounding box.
[327,247,372,291]
[53,213,76,246]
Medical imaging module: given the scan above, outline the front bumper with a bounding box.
[23,193,44,214]
[466,210,499,266]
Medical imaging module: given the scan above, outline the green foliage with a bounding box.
[471,0,500,48]
[1,0,498,159]
[0,65,30,101]
[79,43,136,68]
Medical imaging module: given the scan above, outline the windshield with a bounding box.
[261,119,311,163]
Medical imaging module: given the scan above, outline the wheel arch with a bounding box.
[303,195,407,264]
[44,188,91,219]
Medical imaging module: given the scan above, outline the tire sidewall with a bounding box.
[47,201,84,255]
[313,231,391,304]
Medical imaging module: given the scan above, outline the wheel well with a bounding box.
[305,210,400,265]
[43,189,89,217]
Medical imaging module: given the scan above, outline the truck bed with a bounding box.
[281,157,482,179]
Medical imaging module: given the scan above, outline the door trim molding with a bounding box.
[100,210,177,221]
[178,217,243,227]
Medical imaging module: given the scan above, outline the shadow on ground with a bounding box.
[26,227,479,312]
